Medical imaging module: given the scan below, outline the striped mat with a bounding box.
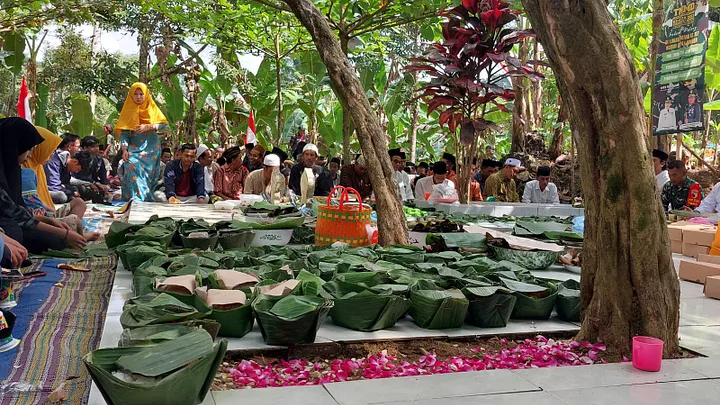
[0,256,117,405]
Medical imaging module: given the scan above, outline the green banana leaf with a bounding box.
[115,329,214,377]
[106,222,142,248]
[324,281,411,331]
[409,289,469,329]
[180,233,218,250]
[511,287,558,320]
[118,324,202,347]
[296,270,326,296]
[193,294,254,338]
[127,226,175,248]
[491,246,558,270]
[120,294,206,329]
[252,294,332,345]
[84,338,226,405]
[463,286,517,328]
[555,279,581,322]
[121,246,167,273]
[133,266,168,296]
[426,233,488,250]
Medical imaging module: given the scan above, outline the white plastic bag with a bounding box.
[428,180,458,204]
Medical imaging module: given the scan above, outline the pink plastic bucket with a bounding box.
[632,336,664,372]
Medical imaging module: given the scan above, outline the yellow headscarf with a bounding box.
[115,82,168,133]
[23,126,62,209]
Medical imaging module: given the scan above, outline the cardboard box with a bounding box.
[667,226,684,242]
[671,240,683,254]
[682,228,716,247]
[679,260,720,284]
[704,276,720,299]
[698,254,720,265]
[682,243,710,258]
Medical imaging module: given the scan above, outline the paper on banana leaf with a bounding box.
[193,288,254,338]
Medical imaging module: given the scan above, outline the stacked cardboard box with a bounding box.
[679,260,720,284]
[667,222,716,258]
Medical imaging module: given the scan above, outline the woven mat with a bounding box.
[0,255,117,405]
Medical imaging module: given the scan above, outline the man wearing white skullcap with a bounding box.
[288,143,334,198]
[244,154,287,202]
[195,144,215,196]
[483,158,522,202]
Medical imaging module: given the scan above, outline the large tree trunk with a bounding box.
[340,35,354,166]
[511,37,529,152]
[283,0,408,246]
[522,0,680,357]
[138,21,152,83]
[531,38,543,128]
[184,61,200,144]
[90,23,101,114]
[548,95,566,160]
[275,34,284,145]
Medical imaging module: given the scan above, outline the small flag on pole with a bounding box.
[17,77,32,123]
[245,109,257,145]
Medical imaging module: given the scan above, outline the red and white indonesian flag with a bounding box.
[245,109,257,145]
[17,77,32,123]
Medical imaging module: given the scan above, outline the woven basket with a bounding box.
[315,186,372,248]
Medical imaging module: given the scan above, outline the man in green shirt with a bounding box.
[484,158,522,202]
[662,160,702,211]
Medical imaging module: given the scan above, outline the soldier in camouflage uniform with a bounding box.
[662,160,702,211]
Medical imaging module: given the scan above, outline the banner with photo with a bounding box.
[652,0,709,136]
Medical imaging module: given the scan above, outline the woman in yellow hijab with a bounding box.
[23,127,62,209]
[115,82,168,201]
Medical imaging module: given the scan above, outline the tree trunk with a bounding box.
[548,95,566,160]
[340,35,354,166]
[409,97,419,162]
[26,59,37,118]
[275,34,284,145]
[309,109,318,144]
[647,0,663,138]
[184,61,200,144]
[138,21,152,83]
[283,0,408,246]
[531,38,543,128]
[90,23,101,114]
[522,0,680,357]
[511,37,529,152]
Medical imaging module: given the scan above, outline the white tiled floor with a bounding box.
[548,379,720,405]
[322,370,539,405]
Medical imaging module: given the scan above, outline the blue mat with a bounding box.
[0,258,65,380]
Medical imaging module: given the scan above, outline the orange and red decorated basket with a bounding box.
[315,186,372,247]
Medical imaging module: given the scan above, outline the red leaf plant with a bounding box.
[406,0,543,203]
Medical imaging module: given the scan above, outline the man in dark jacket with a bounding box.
[288,143,334,199]
[164,143,207,204]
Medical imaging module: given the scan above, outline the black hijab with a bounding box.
[0,118,45,205]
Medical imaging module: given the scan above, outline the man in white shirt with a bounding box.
[653,149,670,191]
[522,165,560,204]
[415,162,455,200]
[390,148,413,202]
[196,144,215,196]
[657,96,678,131]
[696,182,720,214]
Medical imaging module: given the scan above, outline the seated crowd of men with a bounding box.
[44,130,562,205]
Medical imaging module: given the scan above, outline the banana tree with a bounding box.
[407,0,544,203]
